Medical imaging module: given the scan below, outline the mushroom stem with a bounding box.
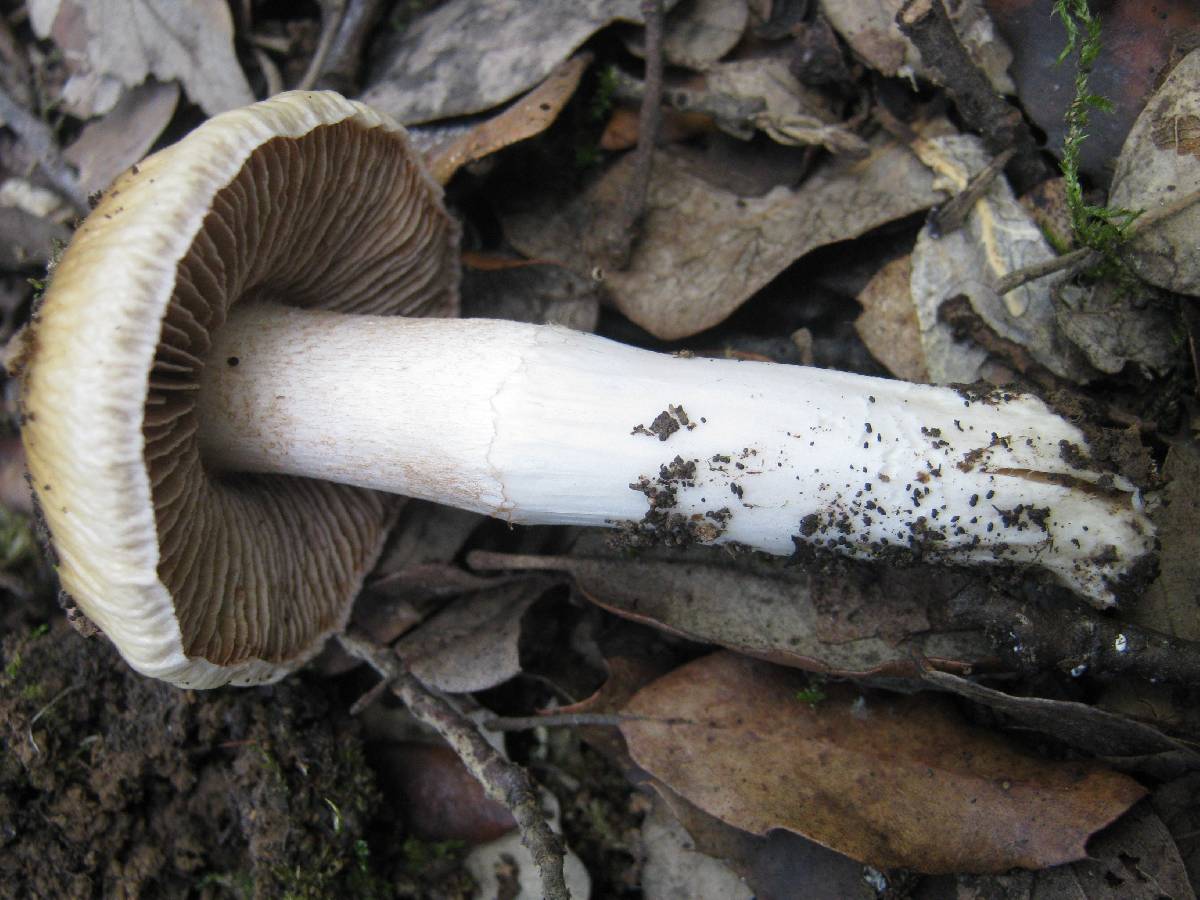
[198,302,1153,607]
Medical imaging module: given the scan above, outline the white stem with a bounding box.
[198,302,1153,606]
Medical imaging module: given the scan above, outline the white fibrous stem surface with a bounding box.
[198,303,1155,607]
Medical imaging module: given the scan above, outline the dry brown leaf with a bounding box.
[63,80,178,195]
[501,137,940,339]
[392,577,558,693]
[361,0,673,124]
[1110,46,1200,297]
[469,550,993,679]
[427,54,590,185]
[30,0,252,117]
[621,652,1147,874]
[854,254,929,383]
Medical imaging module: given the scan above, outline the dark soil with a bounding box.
[0,622,471,899]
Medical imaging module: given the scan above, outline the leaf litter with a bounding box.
[4,0,1200,895]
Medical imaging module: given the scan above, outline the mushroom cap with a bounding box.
[18,91,460,688]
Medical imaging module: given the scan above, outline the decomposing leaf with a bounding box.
[392,577,559,694]
[361,0,673,124]
[1152,773,1200,892]
[621,652,1147,873]
[822,0,1013,94]
[502,136,940,339]
[29,0,252,117]
[63,80,179,195]
[627,0,749,71]
[1030,801,1195,900]
[923,670,1200,775]
[855,254,930,383]
[426,54,590,185]
[1110,46,1200,297]
[703,58,868,154]
[468,549,994,679]
[460,256,601,332]
[908,132,1090,383]
[1055,279,1178,377]
[652,782,876,900]
[986,0,1200,182]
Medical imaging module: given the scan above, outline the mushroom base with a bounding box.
[197,302,1154,606]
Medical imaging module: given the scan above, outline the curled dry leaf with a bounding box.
[502,136,940,340]
[29,0,252,117]
[621,652,1147,874]
[362,0,674,124]
[426,54,590,186]
[854,254,930,383]
[922,670,1200,775]
[467,550,995,679]
[1110,46,1200,297]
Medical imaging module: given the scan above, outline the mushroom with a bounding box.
[17,91,1155,688]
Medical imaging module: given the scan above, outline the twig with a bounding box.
[996,247,1099,294]
[483,712,690,732]
[896,0,1048,192]
[295,0,346,92]
[338,632,569,900]
[600,0,665,271]
[0,83,89,214]
[927,147,1015,237]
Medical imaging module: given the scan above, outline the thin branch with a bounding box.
[483,712,690,732]
[0,83,89,214]
[338,632,569,900]
[996,247,1099,295]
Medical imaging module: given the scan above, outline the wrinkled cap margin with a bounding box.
[18,91,460,688]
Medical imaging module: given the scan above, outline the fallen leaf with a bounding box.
[501,136,941,339]
[460,256,601,332]
[1055,279,1178,377]
[392,578,559,693]
[640,794,754,900]
[1151,773,1200,893]
[361,0,674,124]
[1029,801,1195,900]
[652,781,877,900]
[371,742,517,843]
[855,254,930,383]
[63,80,179,195]
[0,207,69,269]
[621,652,1147,873]
[908,132,1091,383]
[427,54,590,185]
[985,0,1200,183]
[627,0,749,70]
[822,0,1014,94]
[1110,46,1200,297]
[922,670,1200,776]
[31,0,252,117]
[468,550,994,679]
